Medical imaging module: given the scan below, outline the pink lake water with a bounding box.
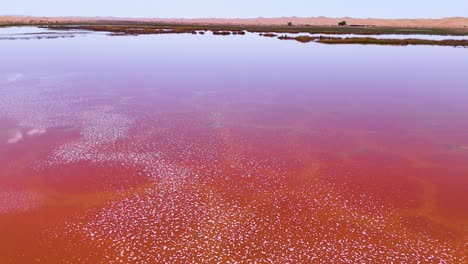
[0,27,468,263]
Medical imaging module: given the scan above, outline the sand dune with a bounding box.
[1,15,468,28]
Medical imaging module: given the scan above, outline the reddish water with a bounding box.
[1,28,467,263]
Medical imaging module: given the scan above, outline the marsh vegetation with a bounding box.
[31,23,468,47]
[30,20,468,36]
[276,34,468,46]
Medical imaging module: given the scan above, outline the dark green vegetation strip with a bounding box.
[277,35,468,47]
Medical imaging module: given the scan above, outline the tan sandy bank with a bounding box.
[1,16,468,29]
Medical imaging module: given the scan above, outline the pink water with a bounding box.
[1,28,467,263]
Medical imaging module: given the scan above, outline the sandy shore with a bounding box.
[1,16,468,28]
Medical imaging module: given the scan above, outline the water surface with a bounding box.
[1,27,467,263]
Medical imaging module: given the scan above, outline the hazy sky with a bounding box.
[2,1,467,19]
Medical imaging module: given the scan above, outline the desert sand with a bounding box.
[1,15,468,28]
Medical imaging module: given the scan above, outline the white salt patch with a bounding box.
[0,188,39,214]
[26,128,47,136]
[0,73,84,129]
[7,131,23,144]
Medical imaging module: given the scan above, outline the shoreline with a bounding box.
[1,15,468,29]
[1,22,468,47]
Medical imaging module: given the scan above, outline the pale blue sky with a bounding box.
[2,1,467,19]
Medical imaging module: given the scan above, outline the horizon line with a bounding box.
[2,15,468,20]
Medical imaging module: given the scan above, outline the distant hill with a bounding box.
[1,15,468,28]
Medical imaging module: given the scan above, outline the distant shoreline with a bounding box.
[2,15,468,47]
[2,23,468,48]
[1,15,468,29]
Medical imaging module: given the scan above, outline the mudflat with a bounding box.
[1,15,468,28]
